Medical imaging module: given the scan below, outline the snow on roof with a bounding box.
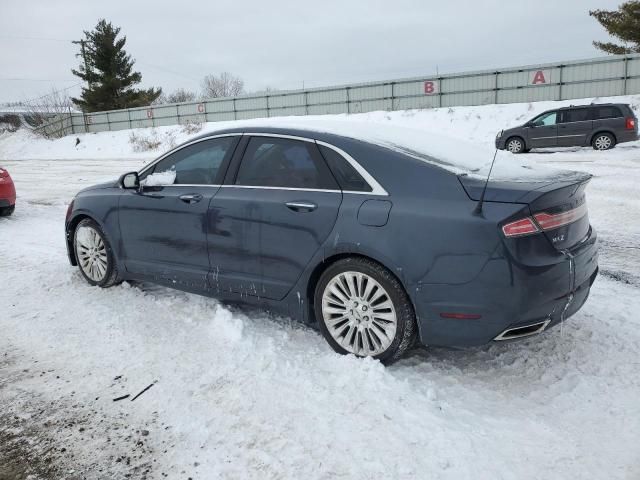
[201,116,581,182]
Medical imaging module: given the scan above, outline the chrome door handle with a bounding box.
[286,201,317,212]
[179,194,203,204]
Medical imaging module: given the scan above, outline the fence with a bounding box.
[39,53,640,138]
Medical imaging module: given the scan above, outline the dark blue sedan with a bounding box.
[65,126,598,363]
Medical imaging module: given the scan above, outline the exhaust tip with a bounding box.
[494,319,551,341]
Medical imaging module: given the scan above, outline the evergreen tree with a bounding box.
[71,20,161,112]
[590,1,640,54]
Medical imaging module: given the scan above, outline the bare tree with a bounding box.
[154,88,198,105]
[23,88,74,131]
[201,72,245,98]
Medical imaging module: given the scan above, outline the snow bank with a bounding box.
[1,95,640,478]
[3,94,640,182]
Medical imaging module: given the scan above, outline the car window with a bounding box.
[532,111,557,126]
[235,137,338,190]
[593,106,623,119]
[561,108,591,123]
[149,137,235,185]
[318,145,372,192]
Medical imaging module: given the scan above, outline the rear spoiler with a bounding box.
[457,172,592,204]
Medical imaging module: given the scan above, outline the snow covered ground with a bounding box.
[1,97,639,479]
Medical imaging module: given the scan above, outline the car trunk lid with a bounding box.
[458,173,592,251]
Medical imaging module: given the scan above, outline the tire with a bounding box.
[314,257,417,364]
[505,137,525,154]
[592,132,615,151]
[0,205,15,217]
[73,218,120,287]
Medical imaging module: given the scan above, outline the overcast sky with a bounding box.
[0,0,624,104]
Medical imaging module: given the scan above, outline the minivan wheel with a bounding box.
[73,218,120,287]
[506,137,525,153]
[314,257,416,363]
[592,133,615,150]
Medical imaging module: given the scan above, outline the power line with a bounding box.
[0,34,72,42]
[7,83,82,105]
[0,77,78,82]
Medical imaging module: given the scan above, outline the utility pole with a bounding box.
[72,39,92,88]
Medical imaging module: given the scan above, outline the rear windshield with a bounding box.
[592,106,623,119]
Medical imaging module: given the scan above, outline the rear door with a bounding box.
[118,136,238,288]
[557,107,593,147]
[591,105,626,135]
[528,110,558,147]
[207,135,342,300]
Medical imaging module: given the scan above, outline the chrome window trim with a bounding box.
[138,133,243,176]
[221,185,341,194]
[315,140,388,196]
[139,184,375,195]
[136,131,388,197]
[243,132,316,143]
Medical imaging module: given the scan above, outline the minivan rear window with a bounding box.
[593,106,623,119]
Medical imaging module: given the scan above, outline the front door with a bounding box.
[557,108,593,147]
[207,135,342,300]
[528,110,558,148]
[118,136,239,288]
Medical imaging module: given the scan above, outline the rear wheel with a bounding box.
[506,137,525,154]
[0,205,15,217]
[73,218,120,287]
[314,257,416,364]
[592,133,615,150]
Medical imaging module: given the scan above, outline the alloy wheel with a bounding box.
[507,138,523,153]
[321,271,397,356]
[75,225,108,282]
[594,135,612,150]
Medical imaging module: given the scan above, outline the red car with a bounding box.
[0,167,16,216]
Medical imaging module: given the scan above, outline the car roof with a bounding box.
[187,125,359,146]
[556,102,627,111]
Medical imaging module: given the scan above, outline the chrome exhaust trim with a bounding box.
[494,319,552,341]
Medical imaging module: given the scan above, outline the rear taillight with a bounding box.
[502,217,539,237]
[502,203,587,238]
[533,203,588,230]
[626,117,636,130]
[0,168,8,178]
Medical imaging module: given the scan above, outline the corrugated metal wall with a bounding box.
[42,54,640,137]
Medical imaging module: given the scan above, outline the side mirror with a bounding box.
[119,171,140,189]
[529,121,542,128]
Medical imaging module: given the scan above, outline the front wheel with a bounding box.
[314,257,417,364]
[592,133,615,150]
[73,218,120,287]
[505,137,525,154]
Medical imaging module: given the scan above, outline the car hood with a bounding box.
[500,124,526,136]
[78,180,118,194]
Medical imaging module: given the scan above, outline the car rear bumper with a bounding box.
[0,182,16,206]
[616,130,639,144]
[412,227,598,348]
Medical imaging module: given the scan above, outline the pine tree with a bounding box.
[590,1,640,54]
[71,20,161,112]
